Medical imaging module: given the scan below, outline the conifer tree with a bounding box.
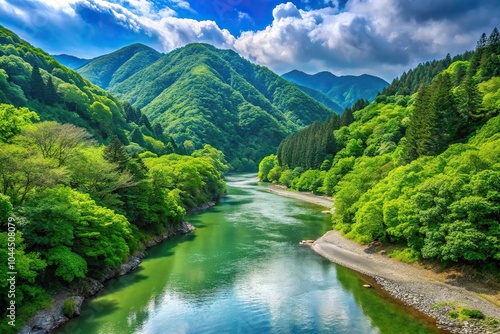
[45,76,59,105]
[29,64,45,101]
[405,84,434,160]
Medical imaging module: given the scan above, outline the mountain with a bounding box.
[79,43,336,169]
[77,43,162,90]
[0,25,174,154]
[52,54,91,69]
[282,70,389,110]
[291,83,343,113]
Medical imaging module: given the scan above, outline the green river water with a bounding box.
[55,174,445,334]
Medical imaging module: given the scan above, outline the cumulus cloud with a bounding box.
[0,0,233,57]
[234,0,500,80]
[0,0,498,80]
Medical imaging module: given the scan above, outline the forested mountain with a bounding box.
[52,54,91,69]
[282,70,388,109]
[260,28,500,270]
[80,43,335,170]
[0,26,178,155]
[290,83,343,113]
[0,25,228,332]
[77,43,162,90]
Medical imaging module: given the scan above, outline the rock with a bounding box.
[84,278,104,297]
[119,254,142,276]
[18,294,83,334]
[175,221,196,234]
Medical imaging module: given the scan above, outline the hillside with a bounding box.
[77,43,162,90]
[0,25,227,333]
[291,83,343,113]
[80,43,336,170]
[52,54,91,69]
[0,25,177,155]
[259,28,500,271]
[282,70,388,109]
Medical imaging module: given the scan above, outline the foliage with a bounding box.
[0,103,38,142]
[84,43,335,170]
[258,29,500,270]
[0,25,230,329]
[63,299,76,318]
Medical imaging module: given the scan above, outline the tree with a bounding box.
[405,84,434,160]
[45,76,59,105]
[22,121,94,166]
[29,63,45,101]
[0,104,38,143]
[0,144,69,204]
[456,76,483,122]
[258,154,278,182]
[104,136,130,172]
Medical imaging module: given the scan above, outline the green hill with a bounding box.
[0,25,174,155]
[291,83,343,113]
[260,28,500,270]
[77,43,162,90]
[282,70,388,110]
[0,25,228,332]
[52,54,91,69]
[80,43,335,169]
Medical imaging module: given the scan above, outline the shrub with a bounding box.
[460,308,485,319]
[63,299,76,318]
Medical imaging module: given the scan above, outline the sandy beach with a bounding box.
[268,184,500,334]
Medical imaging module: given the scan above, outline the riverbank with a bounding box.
[267,185,500,334]
[312,231,500,333]
[19,220,197,334]
[267,184,334,208]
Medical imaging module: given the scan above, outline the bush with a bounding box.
[449,310,459,319]
[460,308,485,319]
[63,299,76,318]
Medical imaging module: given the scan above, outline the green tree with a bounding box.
[0,104,38,143]
[258,154,278,182]
[29,63,45,101]
[22,121,94,166]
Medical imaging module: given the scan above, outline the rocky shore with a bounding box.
[312,231,500,334]
[19,221,196,334]
[267,185,499,334]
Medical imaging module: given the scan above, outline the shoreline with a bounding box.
[267,184,334,208]
[267,184,500,334]
[19,202,217,334]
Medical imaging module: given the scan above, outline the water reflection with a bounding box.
[55,175,442,334]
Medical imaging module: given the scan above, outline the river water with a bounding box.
[55,174,444,334]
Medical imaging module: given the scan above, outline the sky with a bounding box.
[0,0,499,81]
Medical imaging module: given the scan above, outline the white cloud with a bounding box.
[234,0,500,80]
[1,0,498,80]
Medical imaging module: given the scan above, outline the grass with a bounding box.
[433,301,500,332]
[388,248,420,264]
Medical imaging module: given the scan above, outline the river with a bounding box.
[54,174,445,334]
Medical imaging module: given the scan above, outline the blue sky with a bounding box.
[0,0,498,81]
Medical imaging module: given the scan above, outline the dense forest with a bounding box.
[0,26,227,332]
[78,43,338,171]
[259,28,500,268]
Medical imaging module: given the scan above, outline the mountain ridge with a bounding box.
[78,42,338,169]
[282,69,389,109]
